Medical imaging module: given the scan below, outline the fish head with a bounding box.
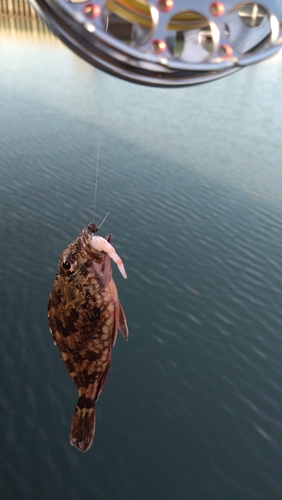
[57,229,112,291]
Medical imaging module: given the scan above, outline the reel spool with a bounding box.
[28,0,282,86]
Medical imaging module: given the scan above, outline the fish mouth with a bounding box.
[80,229,112,284]
[80,229,111,263]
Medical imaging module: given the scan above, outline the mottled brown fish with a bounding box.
[47,225,128,452]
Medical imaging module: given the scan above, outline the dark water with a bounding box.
[1,26,282,500]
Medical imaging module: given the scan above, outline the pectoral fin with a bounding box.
[118,302,128,341]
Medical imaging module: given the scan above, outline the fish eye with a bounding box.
[62,260,71,270]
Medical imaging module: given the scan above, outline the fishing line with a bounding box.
[93,17,109,224]
[93,124,101,223]
[98,211,109,229]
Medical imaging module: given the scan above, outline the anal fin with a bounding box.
[118,302,128,341]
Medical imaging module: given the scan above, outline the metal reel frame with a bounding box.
[29,0,282,87]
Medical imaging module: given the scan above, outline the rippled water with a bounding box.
[1,25,282,500]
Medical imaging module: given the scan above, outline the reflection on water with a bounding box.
[0,0,36,17]
[0,0,51,38]
[1,19,282,500]
[0,16,53,39]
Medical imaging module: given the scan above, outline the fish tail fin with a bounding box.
[70,395,95,452]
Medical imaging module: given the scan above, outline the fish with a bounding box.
[47,224,128,452]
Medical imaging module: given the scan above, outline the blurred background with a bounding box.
[1,4,282,498]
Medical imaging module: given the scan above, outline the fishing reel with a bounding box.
[29,0,282,86]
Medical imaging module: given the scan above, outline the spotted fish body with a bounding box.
[48,228,128,452]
